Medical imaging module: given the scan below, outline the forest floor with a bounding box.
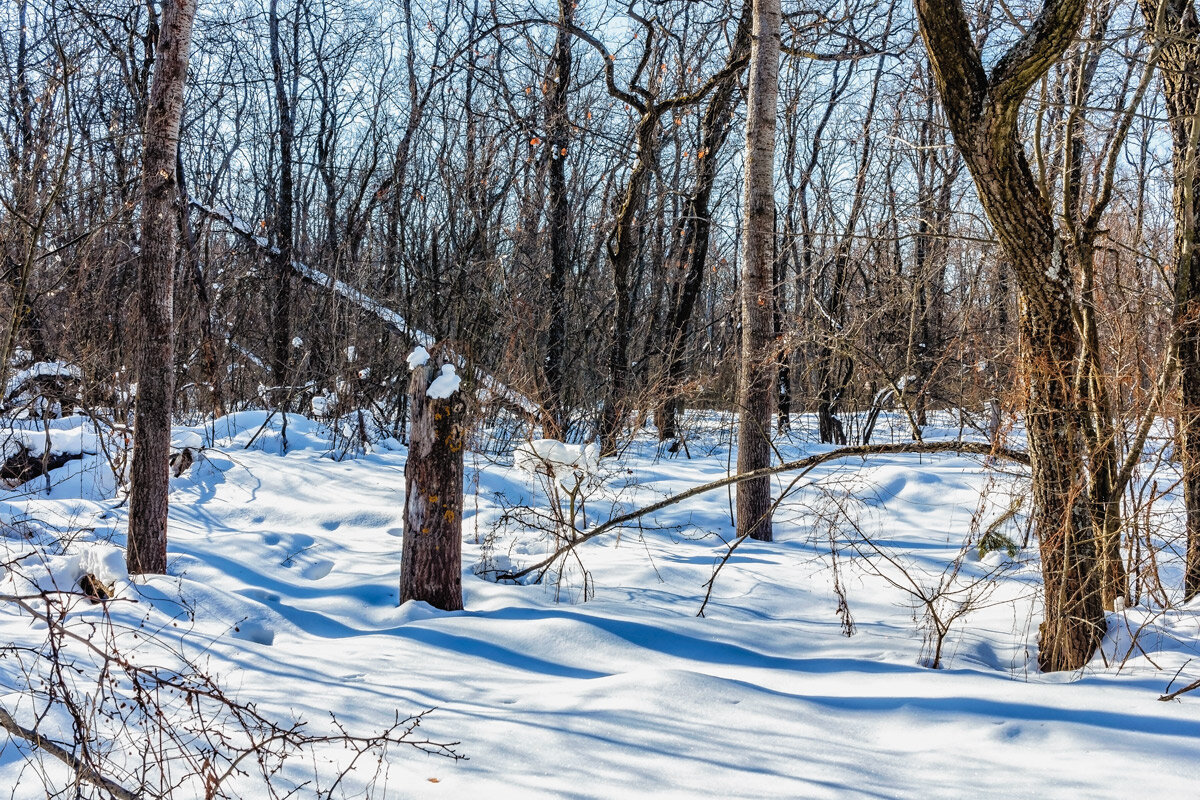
[2,410,1199,798]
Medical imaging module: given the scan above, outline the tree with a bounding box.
[914,0,1105,670]
[268,0,296,397]
[127,0,199,575]
[1139,0,1200,601]
[578,5,752,456]
[657,1,752,446]
[540,0,575,440]
[736,0,781,543]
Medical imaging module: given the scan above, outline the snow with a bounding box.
[9,543,130,597]
[514,438,601,481]
[311,391,337,416]
[427,364,461,399]
[1,417,103,460]
[407,345,431,370]
[1,410,1198,798]
[171,430,204,450]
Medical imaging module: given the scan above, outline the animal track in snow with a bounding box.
[300,559,334,580]
[233,621,274,646]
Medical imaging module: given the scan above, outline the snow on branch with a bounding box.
[192,202,538,415]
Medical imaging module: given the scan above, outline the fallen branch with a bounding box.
[0,587,463,796]
[1,446,81,485]
[1159,677,1200,702]
[495,440,1029,584]
[0,704,140,800]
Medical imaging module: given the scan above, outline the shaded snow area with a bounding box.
[1,411,1199,798]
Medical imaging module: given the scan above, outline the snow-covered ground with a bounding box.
[1,411,1198,798]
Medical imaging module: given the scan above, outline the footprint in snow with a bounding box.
[233,621,274,646]
[300,559,334,580]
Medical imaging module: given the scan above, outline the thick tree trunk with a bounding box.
[127,0,197,575]
[399,355,465,611]
[735,0,780,542]
[916,0,1105,670]
[1140,0,1200,601]
[1019,280,1105,670]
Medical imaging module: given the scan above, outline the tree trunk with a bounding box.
[1140,0,1200,601]
[657,1,752,445]
[268,0,295,396]
[399,355,466,611]
[542,0,574,440]
[127,0,197,575]
[598,114,656,456]
[735,0,780,542]
[176,148,224,418]
[773,222,789,434]
[1078,239,1127,608]
[915,0,1106,670]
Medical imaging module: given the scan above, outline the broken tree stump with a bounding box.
[398,352,465,611]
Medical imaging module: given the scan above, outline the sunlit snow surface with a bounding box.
[1,411,1198,798]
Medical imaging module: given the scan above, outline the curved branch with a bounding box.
[990,0,1090,115]
[495,441,1028,583]
[913,0,988,132]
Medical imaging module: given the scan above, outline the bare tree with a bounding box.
[1140,0,1200,601]
[127,0,198,575]
[657,0,752,446]
[268,0,296,396]
[538,0,575,440]
[914,0,1106,670]
[736,0,781,542]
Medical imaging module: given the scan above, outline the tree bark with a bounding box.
[735,0,781,542]
[268,0,295,396]
[657,1,752,444]
[598,113,656,456]
[915,0,1105,670]
[399,355,465,611]
[1139,0,1200,601]
[127,0,197,575]
[541,0,574,440]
